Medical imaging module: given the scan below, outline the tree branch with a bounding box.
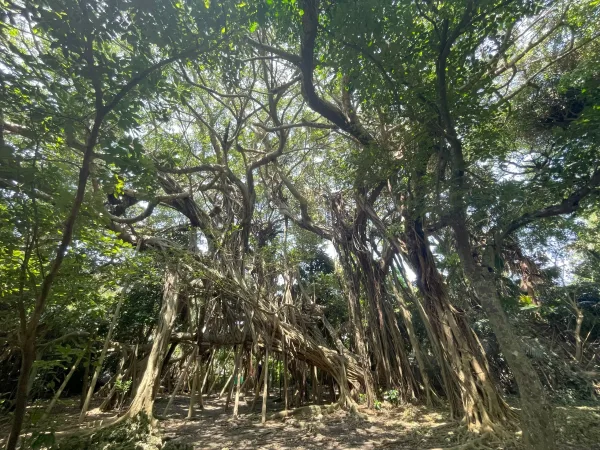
[501,169,600,240]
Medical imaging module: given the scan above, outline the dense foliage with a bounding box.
[1,1,599,449]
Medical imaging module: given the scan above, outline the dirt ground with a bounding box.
[1,394,600,449]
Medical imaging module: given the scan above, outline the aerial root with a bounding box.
[437,424,518,450]
[269,403,340,420]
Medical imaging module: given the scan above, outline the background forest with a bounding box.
[1,0,599,449]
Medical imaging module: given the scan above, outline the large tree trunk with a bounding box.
[127,267,180,418]
[357,250,418,401]
[5,337,35,450]
[333,239,376,406]
[5,110,103,450]
[404,219,511,429]
[453,222,555,449]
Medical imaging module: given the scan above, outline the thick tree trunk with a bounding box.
[471,267,555,449]
[455,230,555,449]
[127,267,180,418]
[404,219,510,429]
[5,337,35,450]
[461,243,556,450]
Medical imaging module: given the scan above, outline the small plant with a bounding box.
[374,400,382,410]
[383,389,400,406]
[115,379,132,395]
[358,393,366,404]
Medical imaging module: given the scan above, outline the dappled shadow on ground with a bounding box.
[1,395,599,449]
[159,396,480,449]
[0,397,117,446]
[158,396,600,450]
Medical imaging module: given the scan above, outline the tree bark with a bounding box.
[390,276,434,406]
[5,107,104,450]
[333,238,375,406]
[453,220,555,449]
[127,267,180,418]
[404,219,510,429]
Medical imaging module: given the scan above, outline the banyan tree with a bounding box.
[1,1,599,450]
